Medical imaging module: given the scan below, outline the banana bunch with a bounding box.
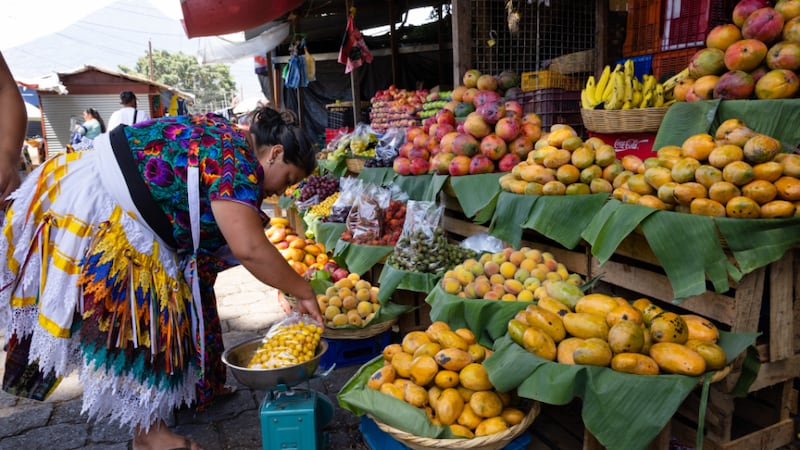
[581,60,680,111]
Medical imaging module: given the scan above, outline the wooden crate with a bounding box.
[391,288,432,335]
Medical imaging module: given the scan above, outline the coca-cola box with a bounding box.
[588,132,658,161]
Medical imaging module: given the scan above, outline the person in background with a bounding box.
[107,90,151,130]
[0,51,26,209]
[71,108,107,150]
[1,106,322,450]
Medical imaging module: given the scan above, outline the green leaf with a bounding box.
[318,158,348,177]
[653,100,721,149]
[485,330,758,450]
[333,242,393,275]
[358,167,397,186]
[312,221,347,254]
[581,199,656,264]
[522,193,609,249]
[394,174,448,201]
[426,284,529,347]
[715,216,800,274]
[377,262,442,303]
[489,192,538,249]
[277,195,295,210]
[448,173,505,219]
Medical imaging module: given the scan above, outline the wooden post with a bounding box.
[347,0,362,125]
[595,0,609,76]
[388,0,399,87]
[451,0,471,84]
[437,1,448,88]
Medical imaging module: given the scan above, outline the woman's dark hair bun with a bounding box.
[279,110,298,126]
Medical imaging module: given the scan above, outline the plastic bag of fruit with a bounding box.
[372,126,403,166]
[247,312,323,369]
[346,183,391,244]
[328,176,365,223]
[389,200,450,273]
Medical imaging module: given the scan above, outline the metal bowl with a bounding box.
[222,337,328,390]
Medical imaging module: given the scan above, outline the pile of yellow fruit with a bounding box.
[308,192,340,216]
[612,119,800,218]
[440,246,582,301]
[508,282,726,376]
[368,321,527,438]
[317,273,381,328]
[265,217,329,275]
[248,319,323,369]
[498,125,623,196]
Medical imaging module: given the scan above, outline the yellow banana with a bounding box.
[270,217,289,227]
[661,68,690,93]
[594,65,611,103]
[605,72,624,110]
[624,74,633,104]
[632,90,643,108]
[585,76,597,106]
[654,84,665,107]
[642,74,656,95]
[663,99,676,107]
[640,92,652,108]
[581,89,594,109]
[621,101,633,110]
[624,59,635,80]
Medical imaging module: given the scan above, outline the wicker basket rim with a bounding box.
[368,401,540,450]
[322,317,396,339]
[580,106,669,134]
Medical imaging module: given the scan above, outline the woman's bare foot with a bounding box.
[132,421,203,450]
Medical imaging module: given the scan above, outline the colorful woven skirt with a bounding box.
[0,148,201,430]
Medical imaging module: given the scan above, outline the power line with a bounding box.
[78,19,186,38]
[54,32,144,60]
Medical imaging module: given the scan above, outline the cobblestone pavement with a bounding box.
[0,265,371,449]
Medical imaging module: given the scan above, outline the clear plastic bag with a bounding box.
[247,312,323,369]
[328,177,365,223]
[348,122,376,156]
[346,183,390,244]
[388,200,449,273]
[374,126,404,163]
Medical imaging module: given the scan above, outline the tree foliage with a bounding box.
[119,50,236,113]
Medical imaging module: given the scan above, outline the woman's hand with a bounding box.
[294,296,325,329]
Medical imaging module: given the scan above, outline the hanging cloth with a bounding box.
[338,9,373,74]
[284,37,309,88]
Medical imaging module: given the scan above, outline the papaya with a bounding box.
[684,339,727,370]
[575,293,620,317]
[649,342,707,376]
[537,295,571,316]
[556,337,585,364]
[402,331,432,354]
[544,279,583,310]
[403,383,429,407]
[650,312,689,344]
[435,348,474,372]
[409,355,439,386]
[437,330,470,351]
[681,314,720,342]
[607,320,645,354]
[459,363,494,391]
[525,305,567,343]
[449,424,475,438]
[469,390,504,418]
[475,416,509,436]
[610,352,660,375]
[435,388,465,425]
[521,325,558,360]
[562,312,610,340]
[367,365,396,390]
[572,338,613,367]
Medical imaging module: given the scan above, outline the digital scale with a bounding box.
[258,379,335,449]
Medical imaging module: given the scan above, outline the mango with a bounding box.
[459,363,494,391]
[537,295,570,316]
[437,330,470,351]
[522,326,557,360]
[575,293,620,317]
[610,353,660,375]
[607,320,645,354]
[650,312,689,344]
[507,319,528,347]
[434,370,461,389]
[435,388,464,425]
[435,348,474,372]
[640,303,665,326]
[367,365,396,390]
[649,342,707,376]
[562,312,610,340]
[606,302,644,327]
[391,351,414,378]
[556,337,585,364]
[469,390,504,418]
[449,424,475,438]
[572,337,613,367]
[467,343,488,363]
[379,382,404,400]
[403,383,429,407]
[426,321,452,342]
[475,416,509,437]
[501,407,527,426]
[525,305,566,343]
[413,342,442,358]
[684,339,727,370]
[402,331,432,354]
[544,279,583,310]
[682,314,720,342]
[382,343,404,362]
[409,355,439,386]
[428,386,443,410]
[454,328,477,345]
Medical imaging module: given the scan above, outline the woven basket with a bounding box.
[580,106,669,134]
[322,317,396,339]
[345,157,366,174]
[549,49,595,74]
[369,401,540,450]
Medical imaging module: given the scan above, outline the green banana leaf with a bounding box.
[521,193,610,249]
[318,158,348,177]
[581,199,657,264]
[654,99,800,152]
[338,355,458,439]
[485,331,759,450]
[640,211,739,299]
[358,167,397,186]
[425,284,530,348]
[489,192,539,249]
[377,262,443,303]
[333,241,394,276]
[278,195,295,210]
[311,221,347,254]
[448,173,505,220]
[394,174,449,201]
[715,216,800,274]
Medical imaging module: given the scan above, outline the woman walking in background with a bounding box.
[1,106,323,450]
[71,108,106,150]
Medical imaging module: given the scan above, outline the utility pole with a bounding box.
[148,39,154,81]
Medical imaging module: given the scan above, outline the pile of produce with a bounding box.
[508,284,726,376]
[317,273,382,328]
[417,90,454,119]
[498,127,620,195]
[671,1,800,101]
[369,86,428,134]
[440,246,583,301]
[341,198,407,245]
[367,321,528,437]
[581,59,676,110]
[326,126,379,160]
[265,217,330,275]
[614,119,800,217]
[298,175,340,204]
[247,317,323,369]
[387,225,477,273]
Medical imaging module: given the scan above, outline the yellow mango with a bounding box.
[434,388,464,425]
[607,320,645,354]
[681,314,720,342]
[610,353,660,375]
[650,312,689,344]
[572,337,613,367]
[562,312,609,340]
[575,293,620,317]
[521,326,557,360]
[524,304,566,343]
[434,348,474,372]
[649,342,706,376]
[556,337,585,364]
[684,339,727,371]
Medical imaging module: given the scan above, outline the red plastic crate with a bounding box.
[523,88,585,136]
[652,47,697,83]
[661,0,738,51]
[325,127,352,145]
[623,0,663,57]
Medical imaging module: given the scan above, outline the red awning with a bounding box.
[180,0,305,38]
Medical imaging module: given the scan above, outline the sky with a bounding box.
[1,0,264,102]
